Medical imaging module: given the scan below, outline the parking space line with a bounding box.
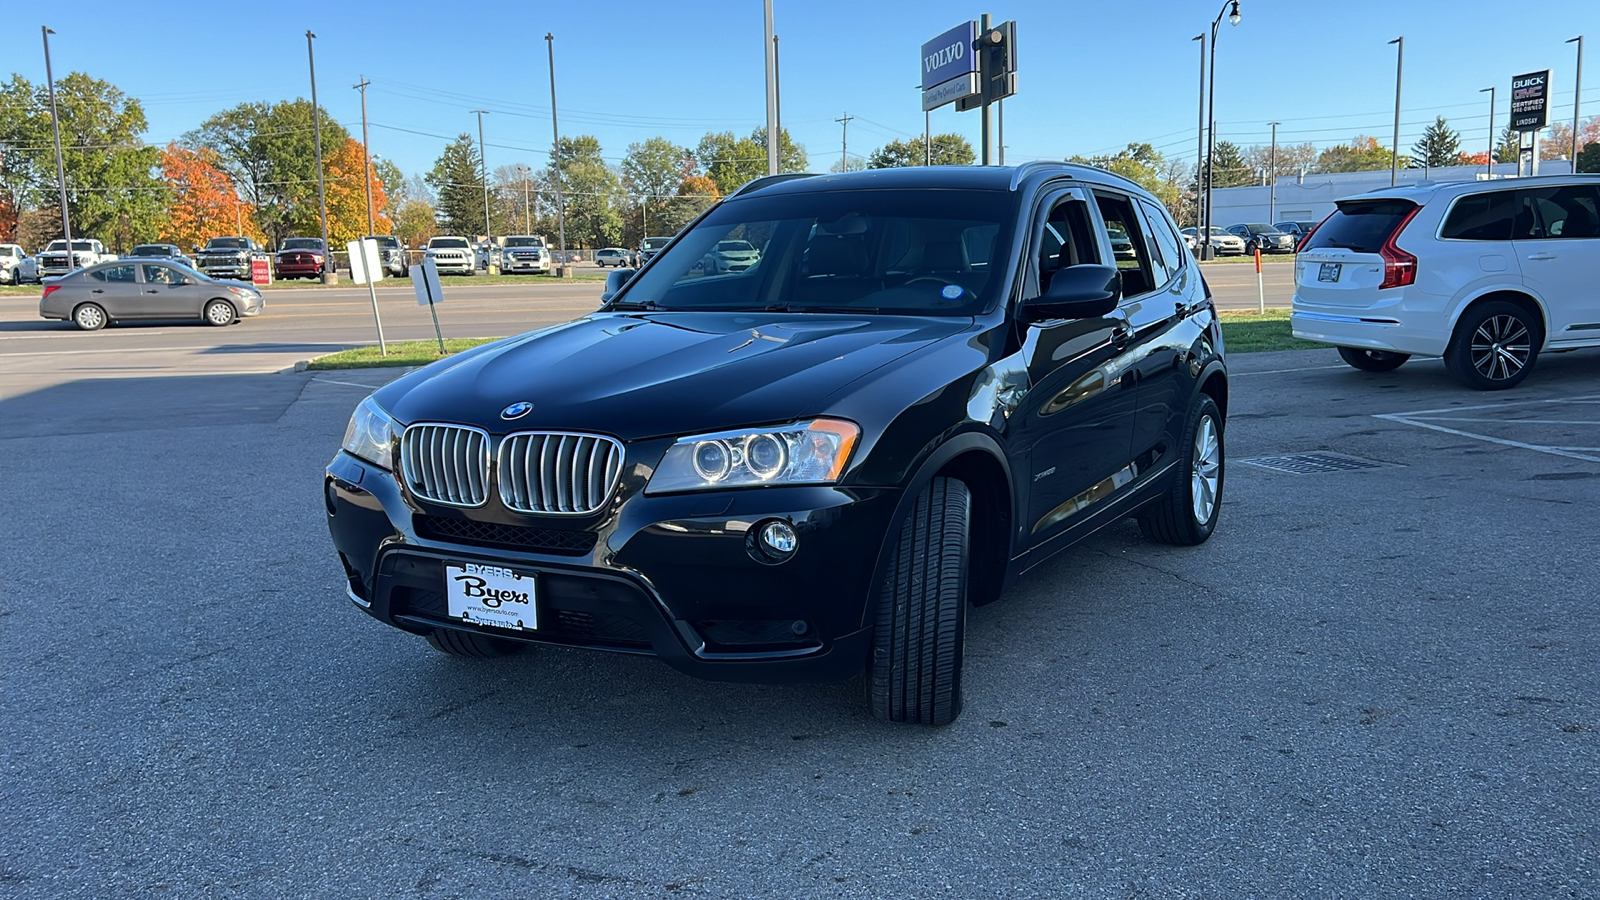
[1231,363,1349,377]
[1416,417,1600,425]
[1375,413,1600,464]
[310,377,395,389]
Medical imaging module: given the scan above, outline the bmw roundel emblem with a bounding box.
[501,401,534,420]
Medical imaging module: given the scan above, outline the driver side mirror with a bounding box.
[1020,264,1122,323]
[600,267,634,303]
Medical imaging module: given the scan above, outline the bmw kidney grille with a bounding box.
[498,433,623,515]
[400,424,490,507]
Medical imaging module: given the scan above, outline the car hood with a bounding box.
[378,312,969,441]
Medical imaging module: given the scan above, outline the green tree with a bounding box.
[1495,126,1521,163]
[549,135,622,250]
[1412,116,1461,168]
[1206,140,1254,187]
[621,137,690,244]
[190,99,352,246]
[867,134,976,168]
[1314,136,1404,173]
[0,73,167,248]
[1578,142,1600,174]
[373,158,405,205]
[696,128,806,195]
[1070,142,1182,210]
[427,134,486,236]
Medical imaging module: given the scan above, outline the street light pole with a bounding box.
[1193,33,1204,234]
[1389,36,1403,187]
[545,33,568,269]
[763,0,778,175]
[473,110,491,247]
[1203,1,1241,254]
[355,77,374,237]
[1480,86,1496,178]
[41,27,72,248]
[1569,36,1585,165]
[773,34,782,149]
[307,32,331,281]
[1268,121,1280,222]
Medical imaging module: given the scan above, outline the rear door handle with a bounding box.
[1526,253,1557,261]
[144,289,159,294]
[91,289,104,294]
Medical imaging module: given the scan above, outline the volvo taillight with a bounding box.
[1378,206,1422,290]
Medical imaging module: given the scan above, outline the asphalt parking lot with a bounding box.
[3,340,1597,897]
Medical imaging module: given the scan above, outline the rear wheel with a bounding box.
[73,303,107,331]
[1337,347,1410,372]
[204,299,236,326]
[425,628,527,658]
[1445,301,1540,390]
[1138,395,1224,546]
[866,477,970,726]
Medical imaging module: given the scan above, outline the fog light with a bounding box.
[748,518,798,564]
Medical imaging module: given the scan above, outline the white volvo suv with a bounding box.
[1291,175,1600,390]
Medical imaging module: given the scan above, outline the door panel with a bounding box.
[1511,185,1600,342]
[1126,199,1199,471]
[139,264,201,317]
[87,264,144,317]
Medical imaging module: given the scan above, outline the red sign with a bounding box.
[251,256,271,286]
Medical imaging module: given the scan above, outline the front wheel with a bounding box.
[73,303,108,331]
[866,477,970,726]
[1337,347,1410,372]
[1138,395,1224,546]
[204,299,236,326]
[1445,301,1540,390]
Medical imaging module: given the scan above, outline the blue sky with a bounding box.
[21,0,1600,180]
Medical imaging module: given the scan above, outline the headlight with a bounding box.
[342,396,398,470]
[646,418,859,495]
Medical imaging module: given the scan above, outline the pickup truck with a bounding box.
[0,244,29,284]
[364,235,409,278]
[275,237,334,280]
[37,239,113,278]
[196,237,265,280]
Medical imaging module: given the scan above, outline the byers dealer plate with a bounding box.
[444,562,537,630]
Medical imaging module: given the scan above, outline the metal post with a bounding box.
[545,33,568,269]
[998,99,1005,165]
[1570,36,1585,165]
[925,109,932,166]
[355,77,374,237]
[473,110,491,253]
[1268,121,1279,222]
[1480,87,1495,178]
[1389,36,1403,186]
[520,165,531,234]
[980,12,993,166]
[41,27,72,248]
[1193,34,1204,233]
[835,113,853,171]
[774,34,782,154]
[1205,2,1238,252]
[763,0,778,175]
[307,31,332,283]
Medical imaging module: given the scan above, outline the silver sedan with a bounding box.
[39,260,265,330]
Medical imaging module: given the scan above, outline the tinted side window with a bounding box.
[1440,191,1516,241]
[1038,197,1099,294]
[1521,185,1600,239]
[92,265,137,283]
[1093,192,1156,297]
[1301,199,1418,253]
[1140,199,1185,284]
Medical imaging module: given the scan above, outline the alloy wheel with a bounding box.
[1191,414,1221,525]
[1469,314,1531,383]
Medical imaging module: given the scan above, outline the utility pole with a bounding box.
[836,113,854,171]
[1389,36,1403,187]
[763,0,778,175]
[773,34,782,150]
[1480,86,1496,178]
[1193,33,1204,233]
[925,109,932,166]
[545,33,568,270]
[1268,121,1279,222]
[355,77,374,237]
[473,110,491,248]
[307,31,331,282]
[42,27,71,247]
[518,165,531,235]
[1570,36,1585,165]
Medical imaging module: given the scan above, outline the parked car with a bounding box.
[425,236,477,275]
[196,236,265,281]
[127,243,195,269]
[638,236,672,265]
[593,247,632,268]
[1274,220,1320,243]
[39,259,263,330]
[1226,223,1296,254]
[1106,224,1137,261]
[501,236,551,274]
[323,163,1228,726]
[364,235,409,277]
[1291,175,1600,390]
[0,244,28,284]
[275,237,334,280]
[1179,227,1247,257]
[38,238,113,278]
[711,239,762,273]
[16,254,41,284]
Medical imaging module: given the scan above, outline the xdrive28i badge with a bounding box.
[501,401,533,420]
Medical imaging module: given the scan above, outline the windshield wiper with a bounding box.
[780,305,881,314]
[605,298,661,311]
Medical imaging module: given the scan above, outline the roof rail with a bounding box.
[728,172,817,200]
[1008,160,1070,190]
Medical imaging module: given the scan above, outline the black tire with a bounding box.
[866,477,970,726]
[1444,301,1540,391]
[1245,241,1258,256]
[424,628,527,658]
[1337,346,1410,372]
[203,299,236,327]
[1138,395,1224,546]
[72,303,107,331]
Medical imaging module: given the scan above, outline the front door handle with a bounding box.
[91,288,104,294]
[1526,252,1557,261]
[144,289,159,294]
[1111,325,1133,350]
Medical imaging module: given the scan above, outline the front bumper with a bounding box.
[276,261,325,277]
[503,258,549,273]
[324,451,897,682]
[428,257,474,274]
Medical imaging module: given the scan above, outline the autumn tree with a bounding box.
[1314,136,1403,173]
[159,143,260,249]
[324,137,390,242]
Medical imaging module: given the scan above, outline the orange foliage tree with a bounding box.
[325,137,391,244]
[159,143,259,248]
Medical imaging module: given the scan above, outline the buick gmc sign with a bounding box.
[921,22,978,91]
[1511,70,1550,131]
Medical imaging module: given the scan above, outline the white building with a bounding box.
[1207,159,1576,227]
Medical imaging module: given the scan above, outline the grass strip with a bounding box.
[1217,308,1326,353]
[305,338,499,370]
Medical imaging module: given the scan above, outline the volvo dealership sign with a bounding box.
[921,21,978,111]
[1511,70,1551,131]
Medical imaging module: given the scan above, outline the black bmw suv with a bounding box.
[325,163,1227,725]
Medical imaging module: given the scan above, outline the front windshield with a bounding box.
[282,238,322,250]
[612,188,1016,316]
[208,238,249,249]
[717,240,756,252]
[504,237,544,248]
[1246,224,1284,234]
[131,245,170,256]
[367,236,399,247]
[430,238,469,249]
[1206,227,1232,236]
[642,238,671,250]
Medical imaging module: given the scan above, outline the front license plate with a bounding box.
[1317,263,1342,283]
[444,562,537,630]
